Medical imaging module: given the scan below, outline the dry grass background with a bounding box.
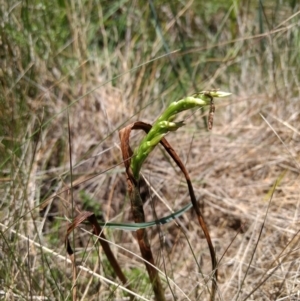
[1,0,300,300]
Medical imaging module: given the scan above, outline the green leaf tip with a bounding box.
[158,120,185,131]
[193,90,231,98]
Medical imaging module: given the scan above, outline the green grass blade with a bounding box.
[99,202,193,230]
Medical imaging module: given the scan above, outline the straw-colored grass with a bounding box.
[1,1,299,300]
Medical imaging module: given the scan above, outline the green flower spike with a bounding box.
[131,90,231,179]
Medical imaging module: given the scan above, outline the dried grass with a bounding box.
[1,1,300,300]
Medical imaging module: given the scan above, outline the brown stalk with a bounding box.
[159,136,218,300]
[65,211,134,300]
[119,124,166,301]
[208,97,215,131]
[120,121,217,301]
